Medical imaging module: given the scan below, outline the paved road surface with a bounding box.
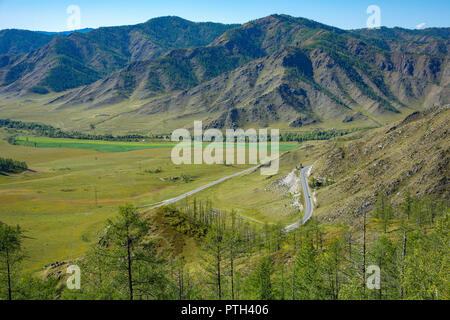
[284,165,313,231]
[142,164,262,209]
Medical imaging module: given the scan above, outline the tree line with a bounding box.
[1,118,373,144]
[279,128,370,143]
[0,157,28,173]
[0,119,166,142]
[0,194,447,300]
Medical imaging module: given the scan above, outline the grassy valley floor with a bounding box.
[0,129,305,271]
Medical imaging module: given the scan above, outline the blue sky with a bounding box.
[0,0,448,31]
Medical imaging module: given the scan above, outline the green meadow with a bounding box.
[1,131,302,271]
[14,136,300,152]
[14,136,177,152]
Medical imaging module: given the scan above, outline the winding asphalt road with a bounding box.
[284,165,313,231]
[142,163,314,232]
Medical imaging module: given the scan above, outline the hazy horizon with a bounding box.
[2,14,450,34]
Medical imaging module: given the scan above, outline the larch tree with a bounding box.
[0,222,25,300]
[247,256,273,300]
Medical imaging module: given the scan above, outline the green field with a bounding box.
[13,136,301,152]
[0,131,305,271]
[14,136,177,152]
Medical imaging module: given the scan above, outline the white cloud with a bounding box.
[415,22,426,29]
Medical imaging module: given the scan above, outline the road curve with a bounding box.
[141,164,262,210]
[141,163,313,232]
[284,165,313,232]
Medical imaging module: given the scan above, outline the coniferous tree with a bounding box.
[202,225,225,299]
[294,240,325,299]
[368,235,398,300]
[403,212,449,300]
[399,192,413,298]
[226,210,240,300]
[321,236,345,299]
[85,204,171,300]
[247,256,273,300]
[0,222,25,300]
[374,195,393,233]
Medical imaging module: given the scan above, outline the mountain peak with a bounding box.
[144,15,193,25]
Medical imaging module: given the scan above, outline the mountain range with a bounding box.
[0,15,448,131]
